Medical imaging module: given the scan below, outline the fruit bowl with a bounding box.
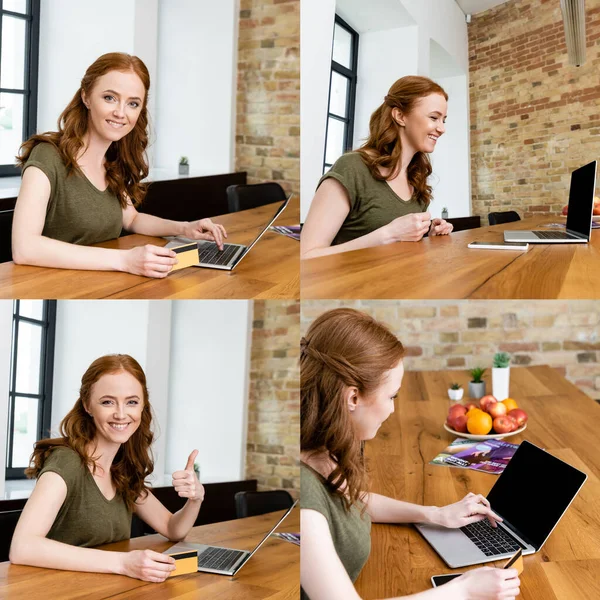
[443,422,527,441]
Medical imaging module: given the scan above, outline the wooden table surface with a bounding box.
[0,197,300,299]
[355,366,600,599]
[0,508,299,600]
[301,217,600,299]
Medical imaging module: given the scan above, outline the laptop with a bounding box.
[415,440,587,569]
[164,500,298,576]
[166,196,291,271]
[504,161,597,243]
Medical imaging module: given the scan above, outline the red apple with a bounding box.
[508,408,528,427]
[465,402,478,412]
[493,416,515,434]
[562,205,568,216]
[488,402,508,418]
[448,414,469,433]
[448,404,467,420]
[479,395,497,412]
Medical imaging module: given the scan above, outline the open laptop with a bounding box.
[164,500,298,576]
[415,440,587,569]
[166,196,291,271]
[504,161,596,243]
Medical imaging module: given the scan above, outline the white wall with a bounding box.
[0,301,12,498]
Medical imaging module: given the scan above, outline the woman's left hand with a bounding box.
[429,218,453,236]
[172,449,205,502]
[182,219,227,250]
[432,492,503,528]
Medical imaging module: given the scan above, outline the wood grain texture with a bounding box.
[0,509,299,600]
[354,366,600,599]
[301,217,600,299]
[0,198,300,300]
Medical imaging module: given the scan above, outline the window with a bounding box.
[6,300,56,479]
[0,0,40,177]
[323,15,359,174]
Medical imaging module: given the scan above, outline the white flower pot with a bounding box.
[492,367,510,401]
[448,388,464,401]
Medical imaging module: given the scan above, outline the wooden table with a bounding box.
[0,197,299,299]
[355,366,600,599]
[0,508,299,599]
[301,217,600,299]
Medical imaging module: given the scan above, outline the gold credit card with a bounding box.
[503,548,523,575]
[167,549,198,577]
[170,243,199,271]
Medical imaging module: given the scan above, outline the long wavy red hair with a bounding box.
[356,75,448,208]
[17,52,150,208]
[301,308,405,512]
[26,354,154,511]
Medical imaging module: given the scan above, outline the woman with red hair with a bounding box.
[12,52,226,278]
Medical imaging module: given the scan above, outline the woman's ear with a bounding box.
[345,386,360,413]
[81,91,89,109]
[391,107,405,127]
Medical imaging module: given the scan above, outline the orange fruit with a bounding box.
[466,407,482,418]
[502,398,518,412]
[467,411,493,435]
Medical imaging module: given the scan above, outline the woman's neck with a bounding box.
[88,437,121,477]
[301,450,336,478]
[78,130,112,170]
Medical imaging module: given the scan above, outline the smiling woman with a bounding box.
[11,52,227,278]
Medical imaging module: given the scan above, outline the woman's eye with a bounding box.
[127,400,139,405]
[129,102,140,109]
[101,400,112,405]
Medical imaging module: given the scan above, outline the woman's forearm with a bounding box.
[126,212,186,237]
[166,499,202,541]
[365,493,438,524]
[301,227,388,259]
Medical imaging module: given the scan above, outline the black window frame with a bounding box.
[323,14,359,174]
[6,299,56,480]
[0,0,41,177]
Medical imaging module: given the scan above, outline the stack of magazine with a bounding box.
[430,439,519,475]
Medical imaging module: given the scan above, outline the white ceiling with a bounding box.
[336,0,415,33]
[455,0,510,15]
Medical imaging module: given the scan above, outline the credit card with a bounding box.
[166,549,198,577]
[503,548,523,575]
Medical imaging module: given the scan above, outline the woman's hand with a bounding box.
[119,549,176,583]
[451,566,520,599]
[121,245,178,278]
[172,450,205,502]
[429,217,453,236]
[381,211,431,243]
[182,219,227,250]
[432,492,503,528]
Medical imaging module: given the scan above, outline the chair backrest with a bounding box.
[445,216,481,232]
[488,210,521,226]
[227,182,287,213]
[0,510,22,562]
[234,490,294,519]
[0,210,14,263]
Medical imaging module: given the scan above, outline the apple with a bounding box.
[465,402,478,412]
[488,402,508,418]
[448,404,467,420]
[479,395,497,412]
[508,408,528,427]
[562,205,568,216]
[493,416,515,434]
[449,414,468,433]
[506,415,519,431]
[594,197,600,216]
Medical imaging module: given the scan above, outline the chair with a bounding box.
[488,211,521,226]
[226,182,287,213]
[0,510,22,562]
[234,490,294,519]
[445,216,481,232]
[0,210,14,263]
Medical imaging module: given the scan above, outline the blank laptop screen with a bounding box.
[487,441,586,549]
[565,161,597,237]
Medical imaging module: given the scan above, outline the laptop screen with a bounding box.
[487,441,586,549]
[566,160,597,237]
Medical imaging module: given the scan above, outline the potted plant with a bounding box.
[468,366,486,399]
[194,461,200,480]
[492,352,511,401]
[179,156,189,176]
[448,382,464,401]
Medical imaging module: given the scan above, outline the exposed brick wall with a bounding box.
[301,301,600,402]
[469,0,600,219]
[235,0,300,196]
[246,300,300,497]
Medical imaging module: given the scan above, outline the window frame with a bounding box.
[0,0,41,177]
[6,299,56,480]
[323,14,359,174]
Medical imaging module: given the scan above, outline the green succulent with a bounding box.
[450,382,462,390]
[179,156,189,165]
[493,352,511,368]
[469,367,486,383]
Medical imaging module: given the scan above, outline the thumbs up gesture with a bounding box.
[172,449,204,502]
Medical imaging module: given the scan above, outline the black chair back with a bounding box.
[446,216,481,232]
[488,210,521,226]
[234,490,294,519]
[0,209,14,263]
[227,182,287,213]
[0,510,22,562]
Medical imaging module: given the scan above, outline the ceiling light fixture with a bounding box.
[560,0,586,67]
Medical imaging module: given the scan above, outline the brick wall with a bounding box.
[301,301,600,402]
[246,300,300,497]
[469,0,600,219]
[235,0,300,196]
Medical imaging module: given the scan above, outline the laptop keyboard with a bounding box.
[198,243,241,266]
[197,546,246,571]
[533,230,573,240]
[461,520,523,557]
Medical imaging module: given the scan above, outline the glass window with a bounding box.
[325,118,346,166]
[0,92,25,165]
[1,15,27,90]
[3,0,28,14]
[332,23,353,69]
[329,71,349,118]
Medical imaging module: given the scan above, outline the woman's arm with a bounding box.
[9,472,176,582]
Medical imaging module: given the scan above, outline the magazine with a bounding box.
[272,532,300,546]
[269,225,301,241]
[430,438,519,475]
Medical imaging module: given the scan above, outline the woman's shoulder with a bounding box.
[26,141,64,168]
[40,445,84,474]
[330,151,369,172]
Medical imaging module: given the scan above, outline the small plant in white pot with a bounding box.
[468,366,486,399]
[179,156,189,176]
[448,382,464,401]
[492,352,511,401]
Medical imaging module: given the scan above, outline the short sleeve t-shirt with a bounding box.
[37,446,132,547]
[318,152,427,246]
[23,143,123,245]
[300,462,371,600]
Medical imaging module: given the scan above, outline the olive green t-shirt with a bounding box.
[319,152,427,246]
[300,462,371,600]
[38,446,132,547]
[23,143,123,245]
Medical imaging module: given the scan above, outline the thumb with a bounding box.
[185,449,198,471]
